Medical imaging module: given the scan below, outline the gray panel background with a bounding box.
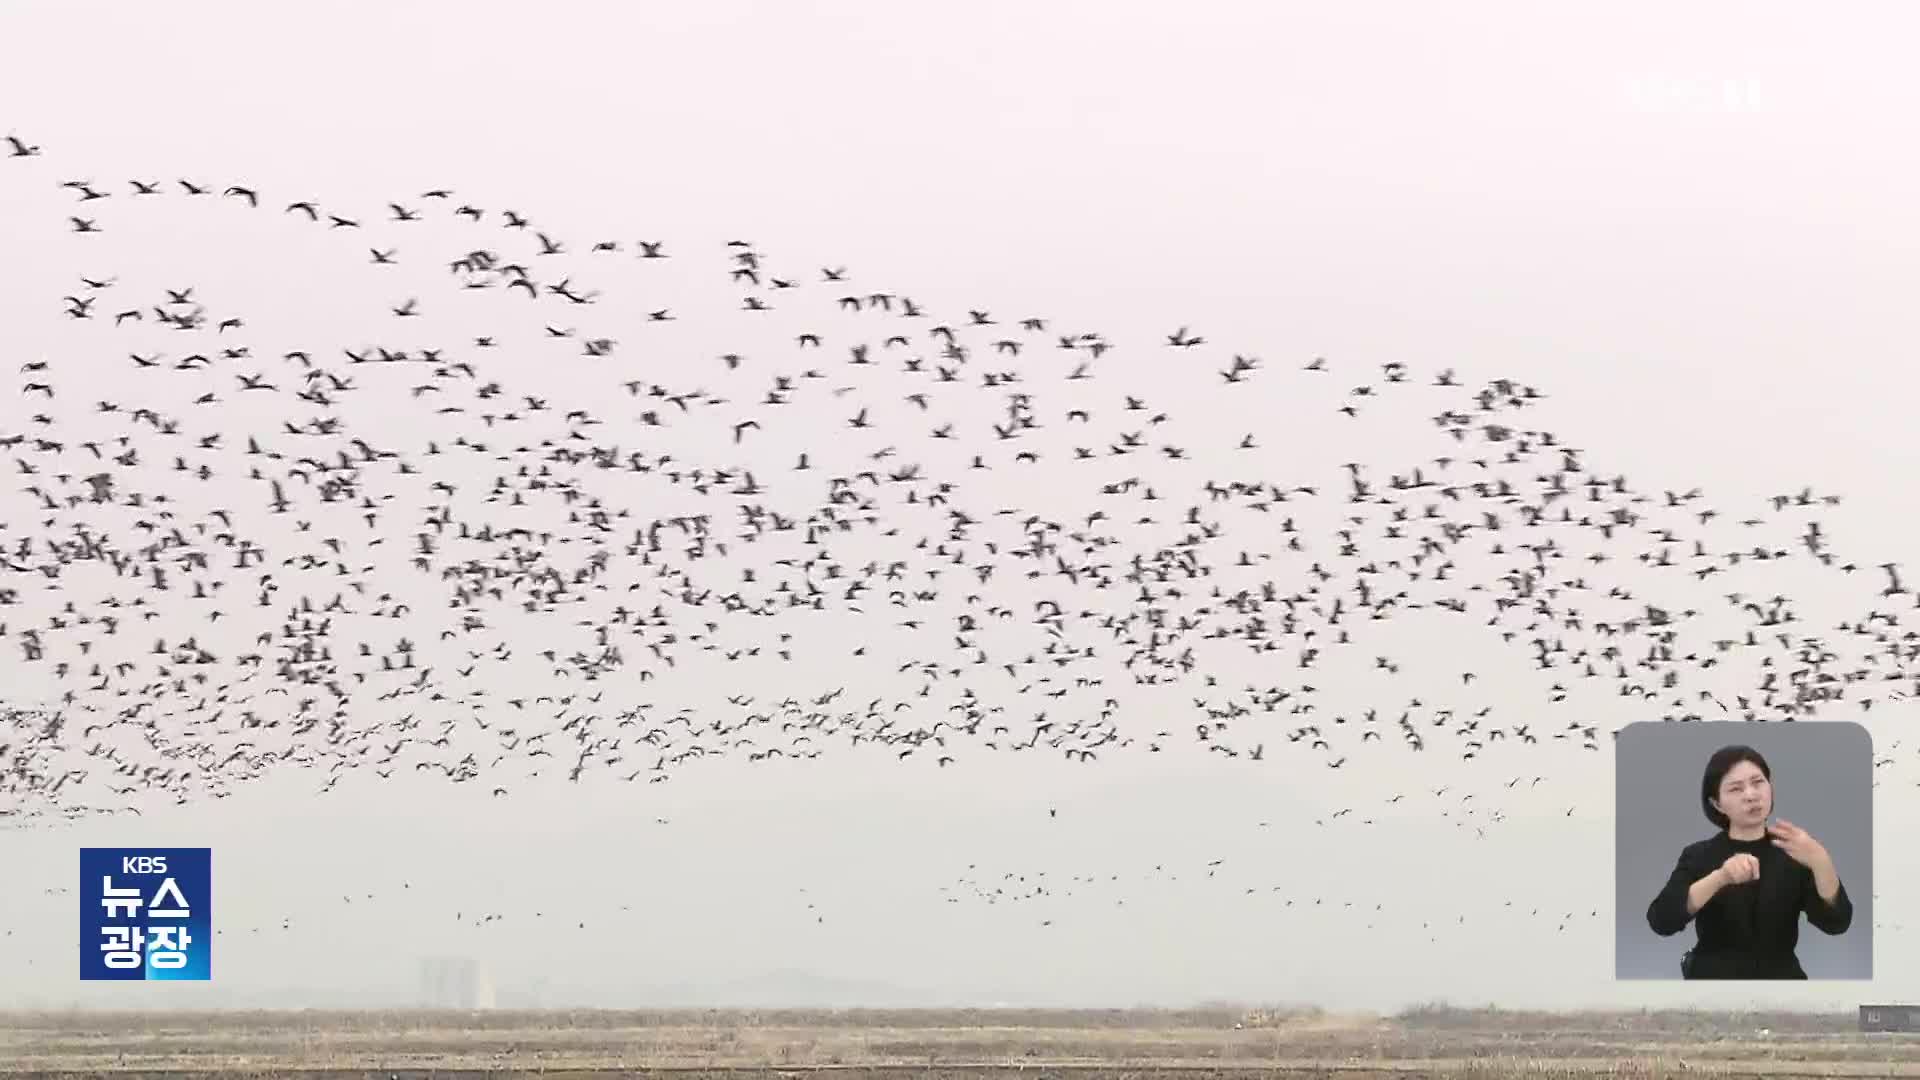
[1614,721,1873,979]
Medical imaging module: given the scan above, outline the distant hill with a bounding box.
[12,968,1054,1011]
[632,968,1042,1008]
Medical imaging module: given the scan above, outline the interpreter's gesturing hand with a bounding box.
[1719,852,1760,885]
[1768,819,1832,873]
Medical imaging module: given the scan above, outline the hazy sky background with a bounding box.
[3,1,1920,1012]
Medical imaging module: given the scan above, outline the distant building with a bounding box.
[1859,1005,1920,1032]
[418,955,495,1009]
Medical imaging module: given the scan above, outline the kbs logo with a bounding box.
[80,848,211,981]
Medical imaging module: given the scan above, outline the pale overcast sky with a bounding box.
[2,0,1918,1012]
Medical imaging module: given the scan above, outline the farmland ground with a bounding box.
[0,1005,1914,1078]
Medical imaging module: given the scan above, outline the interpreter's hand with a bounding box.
[1719,852,1760,885]
[1768,819,1832,873]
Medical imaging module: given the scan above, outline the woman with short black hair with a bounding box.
[1645,744,1852,978]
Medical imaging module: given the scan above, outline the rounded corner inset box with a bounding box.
[1830,719,1872,757]
[1613,720,1660,748]
[1614,724,1872,981]
[79,847,212,982]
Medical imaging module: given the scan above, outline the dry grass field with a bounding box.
[0,1004,1914,1078]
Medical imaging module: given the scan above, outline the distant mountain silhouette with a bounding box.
[638,967,1042,1008]
[33,967,1052,1011]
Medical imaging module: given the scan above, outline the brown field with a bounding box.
[0,1004,1915,1078]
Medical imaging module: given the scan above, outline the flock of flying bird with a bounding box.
[3,129,1917,829]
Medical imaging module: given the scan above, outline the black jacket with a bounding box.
[1646,830,1852,979]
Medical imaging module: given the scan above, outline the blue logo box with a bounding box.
[79,848,211,981]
